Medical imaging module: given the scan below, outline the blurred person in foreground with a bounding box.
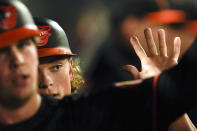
[35,17,84,99]
[1,0,197,131]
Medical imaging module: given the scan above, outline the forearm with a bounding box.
[168,113,196,131]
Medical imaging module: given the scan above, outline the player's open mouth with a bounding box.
[13,74,30,87]
[52,94,59,97]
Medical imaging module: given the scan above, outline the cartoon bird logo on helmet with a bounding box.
[0,5,18,30]
[37,25,52,46]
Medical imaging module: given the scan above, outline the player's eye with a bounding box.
[50,64,63,72]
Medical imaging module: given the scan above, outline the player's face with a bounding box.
[0,38,38,109]
[39,56,73,99]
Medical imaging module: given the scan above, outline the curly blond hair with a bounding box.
[71,58,85,92]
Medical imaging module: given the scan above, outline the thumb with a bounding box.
[122,65,140,80]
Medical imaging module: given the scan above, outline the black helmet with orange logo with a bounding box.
[34,17,76,58]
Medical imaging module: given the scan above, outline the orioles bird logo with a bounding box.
[37,25,52,46]
[0,5,18,30]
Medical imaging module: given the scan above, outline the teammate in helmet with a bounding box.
[34,17,84,99]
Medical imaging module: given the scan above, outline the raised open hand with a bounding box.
[123,28,181,79]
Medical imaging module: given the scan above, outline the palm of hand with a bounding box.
[139,56,177,79]
[124,28,181,80]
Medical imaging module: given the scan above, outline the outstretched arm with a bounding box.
[115,27,197,130]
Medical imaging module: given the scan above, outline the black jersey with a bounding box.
[0,87,154,131]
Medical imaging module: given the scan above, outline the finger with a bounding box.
[158,29,167,56]
[144,28,158,56]
[171,37,181,63]
[130,36,147,60]
[122,65,140,80]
